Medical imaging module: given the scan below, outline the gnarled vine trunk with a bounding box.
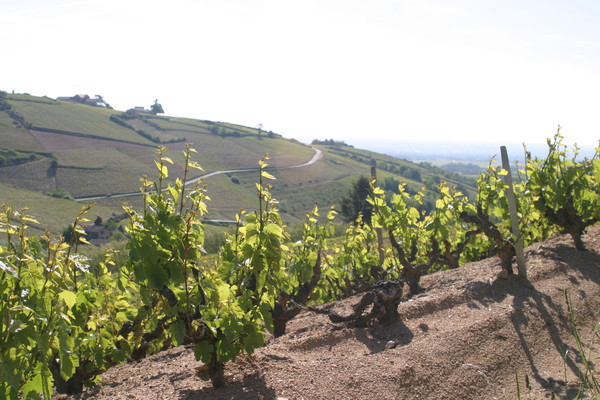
[327,280,404,327]
[271,252,322,337]
[460,208,516,277]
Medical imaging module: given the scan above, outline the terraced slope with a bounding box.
[0,92,477,229]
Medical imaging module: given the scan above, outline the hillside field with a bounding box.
[0,92,477,234]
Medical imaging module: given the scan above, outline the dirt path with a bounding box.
[55,226,600,400]
[74,147,322,202]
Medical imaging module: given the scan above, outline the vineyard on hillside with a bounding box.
[0,133,598,399]
[52,227,600,399]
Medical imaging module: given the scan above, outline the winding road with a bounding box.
[74,147,323,202]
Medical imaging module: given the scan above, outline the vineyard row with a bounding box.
[0,133,598,398]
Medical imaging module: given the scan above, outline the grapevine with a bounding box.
[371,182,437,295]
[526,131,599,250]
[0,132,597,397]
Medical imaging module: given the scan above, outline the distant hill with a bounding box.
[0,91,477,234]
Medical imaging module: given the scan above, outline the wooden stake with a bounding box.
[500,146,527,279]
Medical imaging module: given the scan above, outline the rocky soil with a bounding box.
[55,226,600,400]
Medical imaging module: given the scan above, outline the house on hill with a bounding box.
[57,94,112,108]
[84,224,112,245]
[131,106,150,114]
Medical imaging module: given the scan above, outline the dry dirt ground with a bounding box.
[55,226,600,400]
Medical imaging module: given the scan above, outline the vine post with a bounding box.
[500,146,527,279]
[371,166,385,271]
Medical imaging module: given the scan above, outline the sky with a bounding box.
[1,0,600,148]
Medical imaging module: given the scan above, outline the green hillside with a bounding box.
[0,182,115,237]
[0,91,477,234]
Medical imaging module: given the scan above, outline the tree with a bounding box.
[340,176,373,225]
[382,176,401,193]
[0,90,12,111]
[150,99,164,115]
[94,95,112,109]
[62,224,74,243]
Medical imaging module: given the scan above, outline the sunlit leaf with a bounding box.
[154,160,168,178]
[261,171,276,180]
[188,160,204,171]
[59,290,77,309]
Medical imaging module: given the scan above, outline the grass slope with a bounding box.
[8,96,154,145]
[0,92,477,233]
[0,183,114,236]
[0,113,46,152]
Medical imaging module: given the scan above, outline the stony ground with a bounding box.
[55,226,600,400]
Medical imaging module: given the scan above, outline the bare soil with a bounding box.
[55,226,600,400]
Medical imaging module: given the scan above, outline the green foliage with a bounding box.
[440,162,484,176]
[0,149,37,167]
[371,182,436,295]
[124,147,280,388]
[270,206,336,336]
[526,131,600,250]
[1,129,598,397]
[50,187,74,200]
[324,219,384,299]
[382,176,401,193]
[459,161,536,275]
[124,144,209,335]
[0,205,57,399]
[219,155,287,329]
[150,99,164,115]
[285,206,336,302]
[340,175,374,225]
[0,203,131,398]
[428,182,481,270]
[0,91,10,111]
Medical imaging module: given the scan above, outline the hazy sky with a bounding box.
[2,0,600,146]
